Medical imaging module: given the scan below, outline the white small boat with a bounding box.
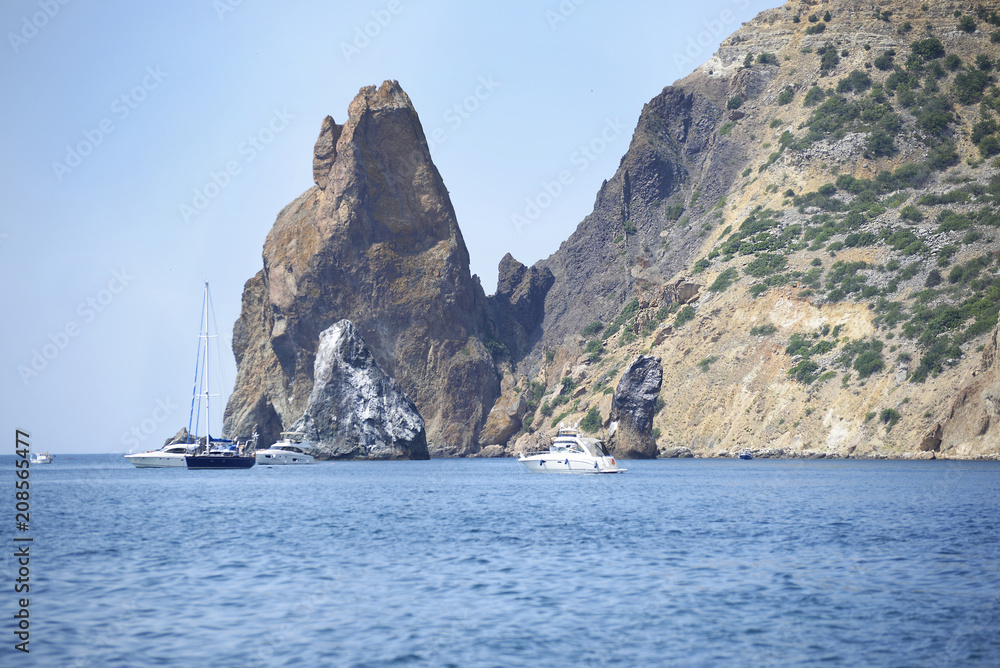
[29,452,53,464]
[255,432,316,465]
[125,443,196,468]
[518,427,625,474]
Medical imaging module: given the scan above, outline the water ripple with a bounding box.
[6,456,1000,666]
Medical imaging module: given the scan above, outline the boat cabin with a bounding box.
[551,428,611,458]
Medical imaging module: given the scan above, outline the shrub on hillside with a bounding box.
[580,408,602,433]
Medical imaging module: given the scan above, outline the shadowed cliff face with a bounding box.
[224,81,502,455]
[531,80,740,359]
[609,355,663,458]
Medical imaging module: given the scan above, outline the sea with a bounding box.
[3,454,999,667]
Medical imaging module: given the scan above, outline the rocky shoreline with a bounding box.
[475,445,999,461]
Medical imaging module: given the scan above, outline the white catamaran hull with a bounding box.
[124,452,189,468]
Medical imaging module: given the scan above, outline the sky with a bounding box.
[1,0,777,455]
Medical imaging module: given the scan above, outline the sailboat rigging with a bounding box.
[184,281,255,469]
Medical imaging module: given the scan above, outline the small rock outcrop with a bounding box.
[919,424,943,452]
[608,355,662,458]
[479,389,528,447]
[661,278,701,306]
[510,430,552,457]
[292,320,428,460]
[163,427,190,446]
[659,446,694,458]
[470,444,506,458]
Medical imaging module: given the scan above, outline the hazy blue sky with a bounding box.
[2,0,776,454]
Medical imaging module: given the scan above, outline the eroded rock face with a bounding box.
[608,355,662,458]
[292,320,427,460]
[489,254,554,359]
[312,115,342,190]
[939,326,1000,456]
[224,81,500,455]
[530,83,737,360]
[919,423,943,452]
[479,389,527,447]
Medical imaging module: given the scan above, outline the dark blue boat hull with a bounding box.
[185,456,256,469]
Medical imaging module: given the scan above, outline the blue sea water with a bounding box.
[3,455,1000,667]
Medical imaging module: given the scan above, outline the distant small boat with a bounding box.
[739,448,754,460]
[518,426,625,474]
[29,452,53,464]
[255,432,316,465]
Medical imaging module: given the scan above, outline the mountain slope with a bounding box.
[513,0,1000,459]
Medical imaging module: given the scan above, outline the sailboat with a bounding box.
[182,281,255,470]
[124,282,252,469]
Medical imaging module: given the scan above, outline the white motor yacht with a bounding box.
[518,426,625,474]
[255,432,316,465]
[29,451,53,464]
[125,443,196,468]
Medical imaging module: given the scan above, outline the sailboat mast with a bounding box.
[203,280,211,448]
[187,283,209,444]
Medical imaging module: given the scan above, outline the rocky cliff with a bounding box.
[510,0,1000,460]
[530,80,743,355]
[292,320,428,460]
[225,81,527,456]
[227,1,1000,460]
[608,355,663,458]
